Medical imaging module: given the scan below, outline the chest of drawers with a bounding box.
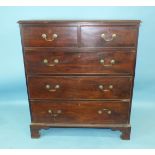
[18,20,140,140]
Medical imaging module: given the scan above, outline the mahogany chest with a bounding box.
[18,20,140,140]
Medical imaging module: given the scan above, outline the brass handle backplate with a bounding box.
[98,84,113,92]
[48,109,62,120]
[100,59,116,66]
[45,84,60,92]
[42,33,58,42]
[43,58,59,66]
[98,108,112,115]
[101,33,116,42]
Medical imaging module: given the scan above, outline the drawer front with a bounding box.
[28,76,132,100]
[25,49,135,75]
[81,26,138,47]
[21,26,77,47]
[30,101,129,124]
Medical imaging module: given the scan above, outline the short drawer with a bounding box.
[21,26,77,47]
[81,26,138,47]
[30,100,129,124]
[25,49,136,75]
[28,76,132,100]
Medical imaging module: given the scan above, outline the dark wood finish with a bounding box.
[30,123,131,139]
[30,125,40,138]
[112,126,131,140]
[81,26,138,47]
[30,124,50,138]
[30,100,129,124]
[18,20,141,25]
[25,48,136,75]
[28,76,132,100]
[18,20,141,140]
[21,26,77,47]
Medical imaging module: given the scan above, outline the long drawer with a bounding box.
[30,100,130,124]
[28,76,132,100]
[25,49,136,75]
